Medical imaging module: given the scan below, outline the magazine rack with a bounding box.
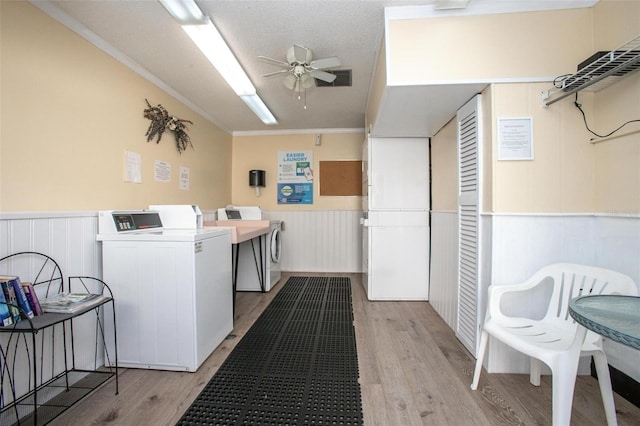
[0,252,118,425]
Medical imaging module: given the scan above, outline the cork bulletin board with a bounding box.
[319,161,362,196]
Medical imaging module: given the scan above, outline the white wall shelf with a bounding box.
[542,34,640,106]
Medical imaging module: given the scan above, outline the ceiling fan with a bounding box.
[258,45,341,95]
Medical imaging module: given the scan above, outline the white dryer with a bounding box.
[219,206,283,292]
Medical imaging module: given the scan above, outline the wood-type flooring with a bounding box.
[49,272,640,425]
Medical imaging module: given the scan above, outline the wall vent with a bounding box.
[315,70,352,87]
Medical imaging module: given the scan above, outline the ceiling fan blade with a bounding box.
[283,74,298,90]
[310,69,337,83]
[262,69,291,78]
[294,45,310,63]
[258,55,290,67]
[309,56,341,70]
[288,44,311,64]
[301,73,315,89]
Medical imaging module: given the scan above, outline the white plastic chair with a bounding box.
[470,263,638,426]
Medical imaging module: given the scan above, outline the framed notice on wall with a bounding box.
[498,117,533,160]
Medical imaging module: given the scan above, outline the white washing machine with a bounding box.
[268,220,283,288]
[97,209,233,372]
[219,206,283,292]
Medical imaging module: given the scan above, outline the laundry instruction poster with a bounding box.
[277,151,313,204]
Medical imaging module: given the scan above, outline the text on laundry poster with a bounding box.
[278,151,313,204]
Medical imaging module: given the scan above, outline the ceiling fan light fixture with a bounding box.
[283,74,297,90]
[260,44,341,110]
[301,73,315,89]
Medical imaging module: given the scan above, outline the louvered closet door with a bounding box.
[456,95,482,357]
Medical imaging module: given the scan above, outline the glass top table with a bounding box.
[569,295,640,350]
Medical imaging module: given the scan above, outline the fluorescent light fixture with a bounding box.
[158,0,206,24]
[182,19,256,96]
[240,94,278,125]
[159,0,277,125]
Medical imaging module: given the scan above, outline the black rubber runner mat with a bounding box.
[178,276,363,425]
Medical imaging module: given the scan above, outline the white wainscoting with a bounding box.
[426,211,640,379]
[3,211,638,380]
[0,211,102,278]
[429,211,459,330]
[486,213,640,380]
[0,211,105,403]
[263,210,362,273]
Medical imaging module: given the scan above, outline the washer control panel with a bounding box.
[98,211,163,234]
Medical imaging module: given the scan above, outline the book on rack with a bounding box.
[0,276,35,320]
[20,281,43,316]
[40,293,108,314]
[0,286,14,326]
[0,276,22,323]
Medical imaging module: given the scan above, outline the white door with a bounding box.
[369,137,429,210]
[366,211,429,301]
[368,225,429,300]
[456,95,483,357]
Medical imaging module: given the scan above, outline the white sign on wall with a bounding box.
[154,160,171,182]
[498,117,534,160]
[124,150,142,183]
[179,166,190,190]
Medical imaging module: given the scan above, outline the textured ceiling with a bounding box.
[40,0,426,134]
[33,0,598,135]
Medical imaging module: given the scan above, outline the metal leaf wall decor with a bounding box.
[143,99,194,154]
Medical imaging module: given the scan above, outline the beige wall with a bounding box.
[592,1,640,213]
[365,36,387,133]
[430,86,494,213]
[491,82,596,213]
[386,8,593,84]
[481,88,494,212]
[429,2,640,215]
[489,0,640,214]
[594,0,640,48]
[593,73,640,213]
[430,118,457,211]
[231,132,364,210]
[0,1,232,212]
[433,77,638,215]
[3,1,637,216]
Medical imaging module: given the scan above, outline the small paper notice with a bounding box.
[179,166,190,190]
[154,160,171,182]
[125,151,142,183]
[498,117,533,160]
